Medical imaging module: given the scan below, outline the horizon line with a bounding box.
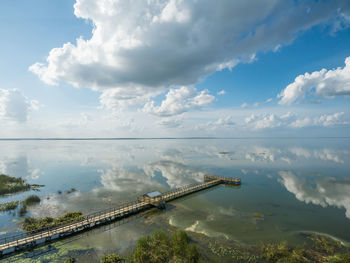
[0,136,350,141]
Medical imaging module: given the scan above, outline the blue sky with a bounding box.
[0,0,349,137]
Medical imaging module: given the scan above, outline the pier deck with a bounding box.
[0,175,240,256]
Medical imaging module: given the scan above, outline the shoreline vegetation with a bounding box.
[61,231,349,263]
[98,230,199,263]
[0,174,44,196]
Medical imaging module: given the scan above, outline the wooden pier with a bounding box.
[0,175,240,256]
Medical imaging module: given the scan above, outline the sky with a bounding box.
[0,0,350,138]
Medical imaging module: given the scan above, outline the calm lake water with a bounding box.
[0,138,349,262]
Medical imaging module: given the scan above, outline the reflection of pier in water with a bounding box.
[0,175,241,257]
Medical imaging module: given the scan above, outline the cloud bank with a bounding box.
[245,111,347,130]
[29,0,350,112]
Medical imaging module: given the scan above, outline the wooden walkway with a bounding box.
[0,175,240,256]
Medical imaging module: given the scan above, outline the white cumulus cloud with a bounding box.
[279,56,350,105]
[143,86,214,116]
[0,89,39,122]
[245,113,281,130]
[315,112,347,127]
[99,87,161,112]
[29,0,350,111]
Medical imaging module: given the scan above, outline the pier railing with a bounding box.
[0,198,147,246]
[0,175,241,254]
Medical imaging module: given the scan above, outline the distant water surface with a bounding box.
[0,138,349,261]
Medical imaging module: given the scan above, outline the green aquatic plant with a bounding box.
[260,242,310,262]
[309,234,343,255]
[0,201,20,212]
[253,212,263,218]
[64,258,76,263]
[23,195,41,206]
[324,252,350,263]
[101,253,124,262]
[66,188,77,194]
[0,174,44,195]
[259,236,349,263]
[0,174,31,195]
[208,241,259,262]
[260,241,290,262]
[22,212,83,232]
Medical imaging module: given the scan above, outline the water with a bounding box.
[0,138,349,261]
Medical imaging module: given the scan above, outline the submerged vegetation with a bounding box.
[208,233,349,263]
[100,254,124,263]
[260,241,308,262]
[259,236,350,263]
[208,240,259,262]
[0,174,44,195]
[309,233,343,254]
[22,212,83,232]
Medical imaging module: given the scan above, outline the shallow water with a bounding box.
[0,138,349,261]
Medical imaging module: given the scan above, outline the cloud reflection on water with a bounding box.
[278,171,350,219]
[245,146,346,164]
[144,160,205,188]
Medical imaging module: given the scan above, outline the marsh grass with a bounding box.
[206,233,349,263]
[64,258,76,263]
[0,174,44,196]
[0,201,20,212]
[309,234,343,254]
[259,234,349,263]
[0,174,31,195]
[209,240,259,262]
[100,254,124,263]
[22,212,83,232]
[23,195,41,206]
[100,230,200,263]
